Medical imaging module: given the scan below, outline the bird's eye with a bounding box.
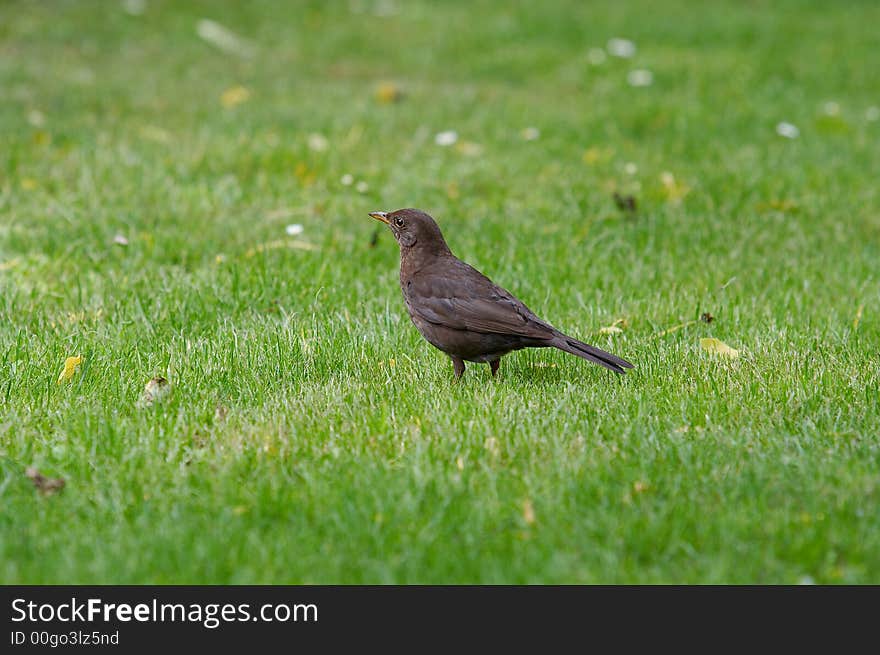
[395,217,405,227]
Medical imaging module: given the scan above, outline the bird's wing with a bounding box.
[408,260,556,339]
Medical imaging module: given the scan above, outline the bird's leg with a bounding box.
[489,359,500,378]
[451,356,466,380]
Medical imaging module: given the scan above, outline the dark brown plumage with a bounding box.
[369,208,634,379]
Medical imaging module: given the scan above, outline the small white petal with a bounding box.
[627,69,653,87]
[821,101,840,116]
[122,0,146,15]
[434,130,458,146]
[776,122,800,139]
[607,38,636,58]
[196,19,256,58]
[587,48,607,65]
[112,234,129,246]
[285,224,304,236]
[340,173,354,186]
[355,181,369,193]
[26,109,46,127]
[307,133,328,152]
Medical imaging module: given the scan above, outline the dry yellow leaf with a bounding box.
[660,171,690,204]
[700,337,739,358]
[853,304,864,330]
[375,81,403,104]
[221,85,251,108]
[599,325,623,335]
[656,319,698,338]
[522,499,536,525]
[57,355,83,384]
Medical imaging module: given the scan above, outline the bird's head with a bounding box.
[369,208,450,252]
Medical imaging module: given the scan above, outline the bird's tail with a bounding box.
[551,333,634,374]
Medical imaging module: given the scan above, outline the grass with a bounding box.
[1,0,879,584]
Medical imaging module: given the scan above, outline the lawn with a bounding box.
[1,0,879,584]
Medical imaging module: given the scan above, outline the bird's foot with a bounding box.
[489,359,500,378]
[451,356,466,380]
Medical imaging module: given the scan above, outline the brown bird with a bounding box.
[369,208,634,379]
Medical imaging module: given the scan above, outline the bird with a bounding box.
[369,208,634,379]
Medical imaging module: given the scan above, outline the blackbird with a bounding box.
[369,208,634,379]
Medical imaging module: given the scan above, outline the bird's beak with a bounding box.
[369,211,390,225]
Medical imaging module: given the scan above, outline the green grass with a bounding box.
[2,0,879,584]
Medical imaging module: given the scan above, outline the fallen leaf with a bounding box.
[375,81,404,104]
[655,319,697,337]
[26,467,65,495]
[456,141,483,157]
[220,85,250,108]
[583,146,612,165]
[522,499,536,525]
[660,171,690,204]
[700,337,739,358]
[294,162,315,186]
[57,356,83,384]
[599,317,628,334]
[756,199,799,213]
[853,304,864,330]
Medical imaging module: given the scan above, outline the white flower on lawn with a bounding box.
[776,122,800,139]
[355,181,369,193]
[822,101,840,116]
[27,109,46,127]
[587,48,607,65]
[112,234,129,246]
[607,38,636,58]
[627,69,653,87]
[285,224,304,236]
[307,133,328,152]
[624,162,638,175]
[434,130,458,146]
[196,19,256,58]
[340,173,354,186]
[866,106,880,122]
[122,0,146,16]
[521,127,540,141]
